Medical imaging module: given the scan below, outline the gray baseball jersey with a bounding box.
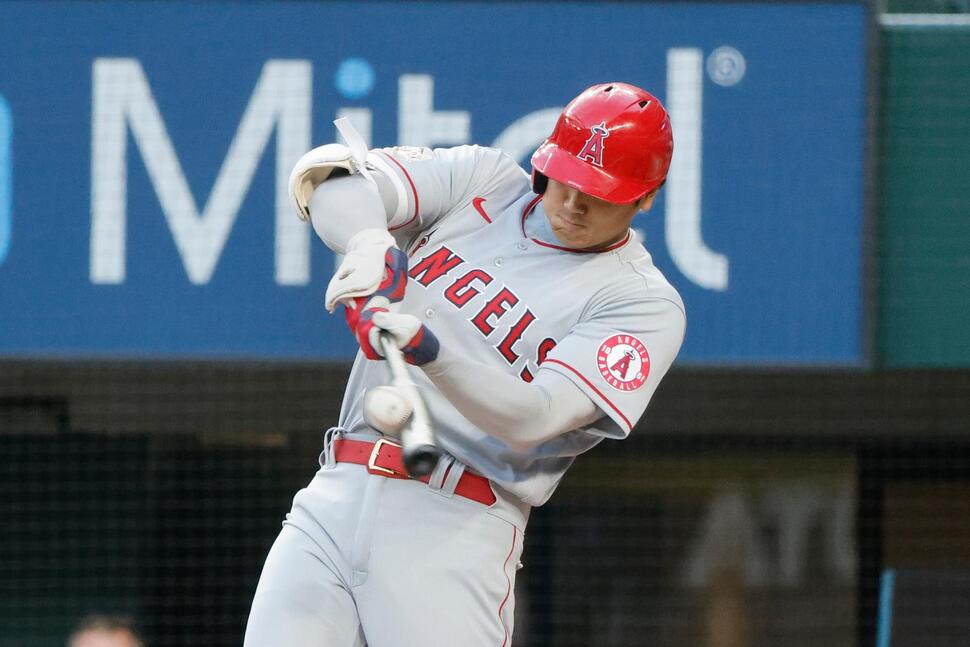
[340,144,686,506]
[245,143,685,647]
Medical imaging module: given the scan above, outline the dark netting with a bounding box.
[3,367,970,646]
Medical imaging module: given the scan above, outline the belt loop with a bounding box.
[427,454,455,492]
[320,427,343,470]
[440,461,466,497]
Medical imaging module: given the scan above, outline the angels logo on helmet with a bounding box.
[577,121,610,168]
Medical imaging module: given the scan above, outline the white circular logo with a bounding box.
[597,334,650,392]
[707,46,746,87]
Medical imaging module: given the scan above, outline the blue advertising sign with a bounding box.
[0,1,868,364]
[0,94,10,267]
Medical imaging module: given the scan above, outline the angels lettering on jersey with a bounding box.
[406,242,557,384]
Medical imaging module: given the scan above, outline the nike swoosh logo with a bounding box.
[472,197,493,223]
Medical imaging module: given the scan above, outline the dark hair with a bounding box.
[68,614,145,647]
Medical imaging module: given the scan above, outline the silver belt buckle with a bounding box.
[367,438,402,476]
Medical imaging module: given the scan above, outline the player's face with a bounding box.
[541,179,655,251]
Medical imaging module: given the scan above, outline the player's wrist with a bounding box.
[416,344,451,377]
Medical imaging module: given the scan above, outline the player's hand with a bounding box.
[341,243,409,331]
[325,228,407,313]
[356,308,440,366]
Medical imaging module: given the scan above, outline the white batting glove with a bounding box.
[356,309,440,366]
[325,228,397,312]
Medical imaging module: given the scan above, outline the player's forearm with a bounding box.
[421,346,600,452]
[307,174,392,253]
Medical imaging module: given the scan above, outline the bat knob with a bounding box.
[403,444,439,478]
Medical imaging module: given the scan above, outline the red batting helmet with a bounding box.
[531,82,673,204]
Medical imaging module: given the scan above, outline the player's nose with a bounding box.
[562,188,586,214]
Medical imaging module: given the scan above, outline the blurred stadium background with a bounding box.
[1,0,969,645]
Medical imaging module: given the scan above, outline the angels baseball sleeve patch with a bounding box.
[537,296,685,437]
[597,334,650,391]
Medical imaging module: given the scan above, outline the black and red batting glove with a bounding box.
[343,246,409,332]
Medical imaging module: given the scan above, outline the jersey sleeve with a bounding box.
[366,144,528,233]
[538,297,686,438]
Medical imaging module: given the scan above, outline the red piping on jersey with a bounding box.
[497,526,517,647]
[542,358,633,432]
[519,195,543,236]
[519,195,632,254]
[472,196,493,223]
[380,151,420,231]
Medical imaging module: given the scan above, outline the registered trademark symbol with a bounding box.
[706,46,746,87]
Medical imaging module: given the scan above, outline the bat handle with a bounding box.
[378,332,440,478]
[402,439,439,478]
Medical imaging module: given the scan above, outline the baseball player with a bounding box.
[244,82,686,647]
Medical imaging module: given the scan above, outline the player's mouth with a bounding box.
[555,214,586,230]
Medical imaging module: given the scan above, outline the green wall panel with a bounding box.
[879,27,970,366]
[884,2,970,13]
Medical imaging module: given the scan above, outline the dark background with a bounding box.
[2,363,968,646]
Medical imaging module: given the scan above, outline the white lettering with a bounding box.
[684,484,856,588]
[0,93,11,266]
[90,58,311,285]
[683,490,769,587]
[761,485,826,586]
[827,491,856,582]
[398,74,469,147]
[666,48,729,291]
[490,108,562,164]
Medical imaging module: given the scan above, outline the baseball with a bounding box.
[363,385,413,435]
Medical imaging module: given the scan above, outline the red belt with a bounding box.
[333,438,496,506]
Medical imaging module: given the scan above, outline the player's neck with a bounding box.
[523,201,557,241]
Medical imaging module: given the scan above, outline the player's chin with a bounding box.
[551,223,589,248]
[551,230,587,249]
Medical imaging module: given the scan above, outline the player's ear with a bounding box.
[637,186,661,212]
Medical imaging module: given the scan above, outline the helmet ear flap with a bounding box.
[532,170,549,196]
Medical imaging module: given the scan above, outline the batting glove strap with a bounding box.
[374,247,409,303]
[342,296,370,333]
[399,326,440,366]
[355,307,389,361]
